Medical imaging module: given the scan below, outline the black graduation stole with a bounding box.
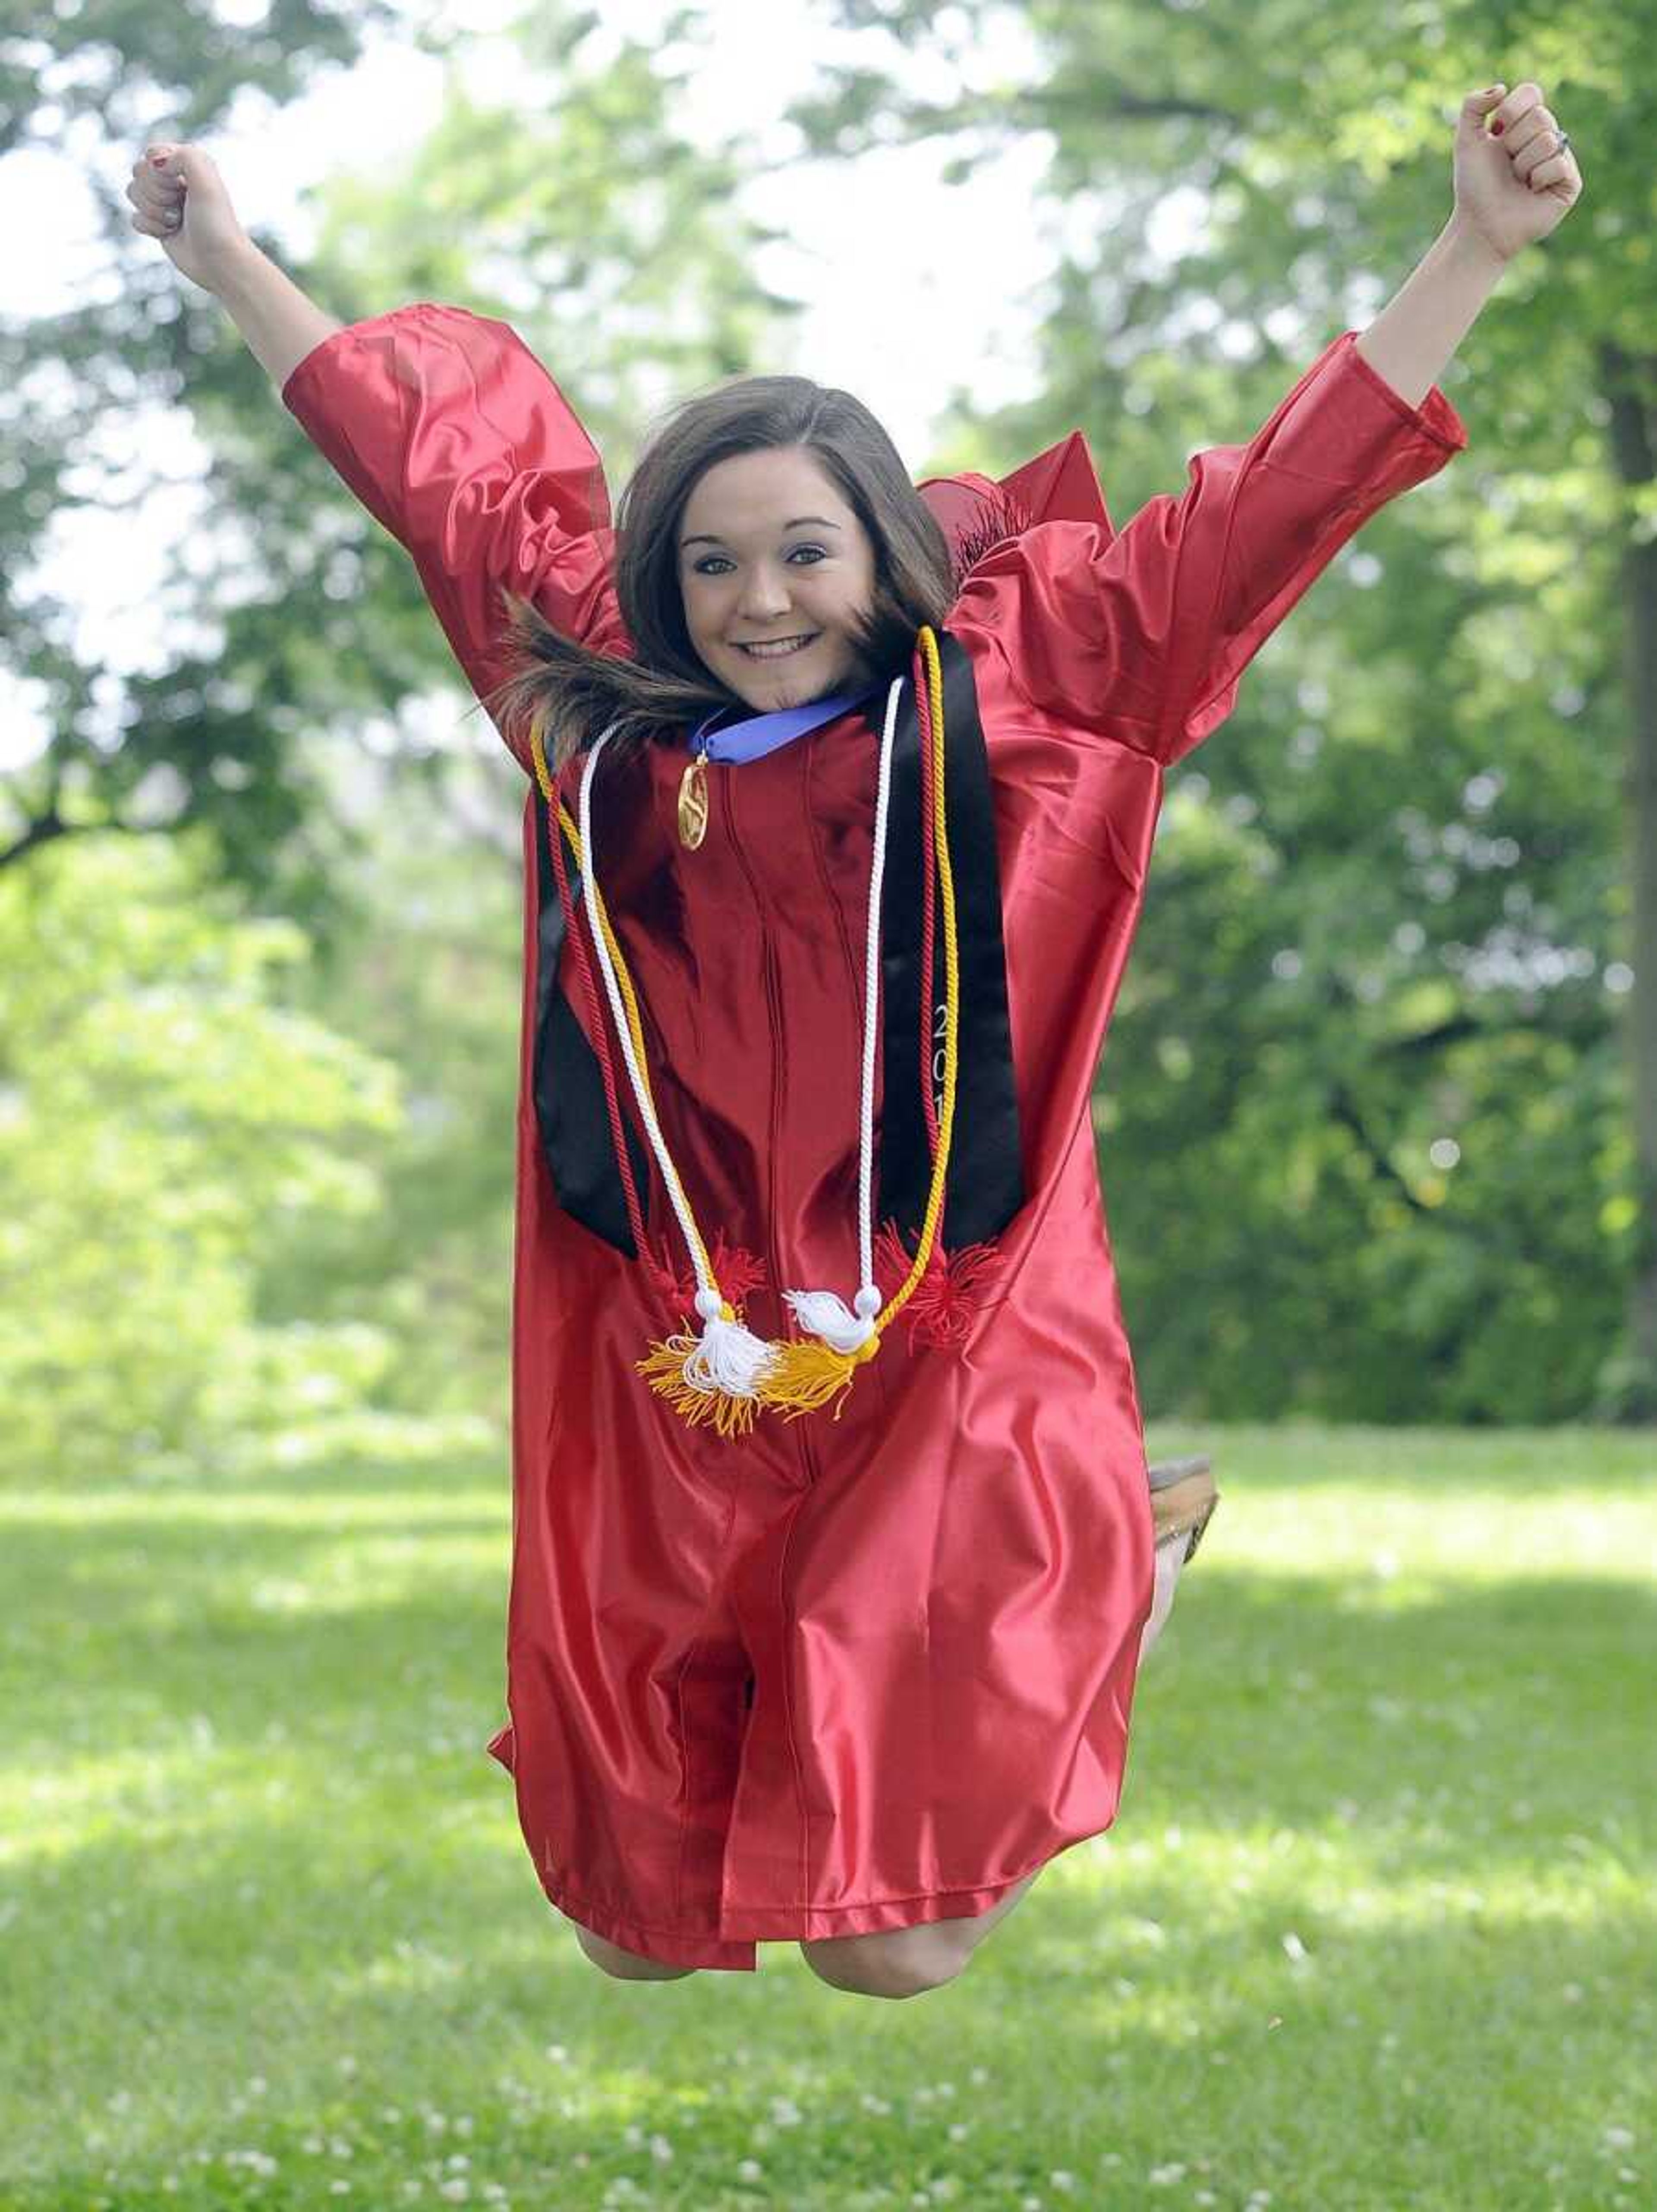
[529,627,1025,1258]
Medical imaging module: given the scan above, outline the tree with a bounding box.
[0,828,406,1478]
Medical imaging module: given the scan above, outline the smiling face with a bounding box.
[676,446,879,712]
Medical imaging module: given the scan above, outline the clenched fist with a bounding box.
[126,142,251,291]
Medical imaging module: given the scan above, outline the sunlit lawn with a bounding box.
[2,1424,1652,2211]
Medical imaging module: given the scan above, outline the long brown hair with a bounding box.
[475,373,963,778]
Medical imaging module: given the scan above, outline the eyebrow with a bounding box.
[680,516,844,549]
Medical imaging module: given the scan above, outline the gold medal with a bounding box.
[677,749,709,849]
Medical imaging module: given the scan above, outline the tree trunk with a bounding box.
[1601,339,1657,1417]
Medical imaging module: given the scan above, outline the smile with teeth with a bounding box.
[737,634,818,659]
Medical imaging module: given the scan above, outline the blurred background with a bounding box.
[2,4,1652,2209]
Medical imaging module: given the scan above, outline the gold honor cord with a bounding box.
[527,625,962,1430]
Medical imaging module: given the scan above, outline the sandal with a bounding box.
[1147,1453,1219,1564]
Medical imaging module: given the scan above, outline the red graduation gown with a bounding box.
[283,305,1466,1970]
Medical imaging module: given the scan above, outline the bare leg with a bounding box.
[948,1865,1043,1959]
[571,1922,699,1981]
[1137,1531,1188,1668]
[800,1864,1044,1996]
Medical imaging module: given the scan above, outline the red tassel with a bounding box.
[651,1226,769,1321]
[872,1217,1005,1349]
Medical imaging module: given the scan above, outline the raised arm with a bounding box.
[128,140,342,388]
[130,141,625,775]
[1353,80,1581,406]
[951,328,1470,772]
[212,243,343,392]
[948,75,1585,773]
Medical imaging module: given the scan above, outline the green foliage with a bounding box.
[253,739,528,1424]
[0,830,409,1478]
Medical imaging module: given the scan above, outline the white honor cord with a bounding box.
[857,669,904,1304]
[576,717,713,1303]
[576,674,907,1347]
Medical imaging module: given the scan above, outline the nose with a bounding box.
[736,563,793,622]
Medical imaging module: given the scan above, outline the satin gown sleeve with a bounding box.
[953,328,1468,767]
[279,300,624,773]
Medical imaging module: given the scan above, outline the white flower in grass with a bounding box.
[771,2096,803,2126]
[1049,2175,1077,2192]
[649,2135,674,2162]
[736,2160,763,2181]
[948,2125,969,2143]
[1150,2163,1187,2185]
[438,2184,470,2205]
[1604,2128,1635,2150]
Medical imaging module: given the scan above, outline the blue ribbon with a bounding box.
[690,682,882,764]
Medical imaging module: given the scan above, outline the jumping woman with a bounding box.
[127,76,1578,1998]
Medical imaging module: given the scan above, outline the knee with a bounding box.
[572,1923,697,1981]
[798,1931,968,2001]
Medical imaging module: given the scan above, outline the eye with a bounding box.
[690,544,829,577]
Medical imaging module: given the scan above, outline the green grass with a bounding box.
[3,1425,1652,2211]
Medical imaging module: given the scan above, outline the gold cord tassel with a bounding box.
[756,1330,882,1424]
[635,1332,764,1437]
[635,1289,779,1437]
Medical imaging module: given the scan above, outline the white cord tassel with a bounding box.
[782,1283,883,1354]
[779,667,902,1364]
[683,1287,777,1396]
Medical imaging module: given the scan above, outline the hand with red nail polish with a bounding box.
[1451,80,1582,265]
[124,140,252,291]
